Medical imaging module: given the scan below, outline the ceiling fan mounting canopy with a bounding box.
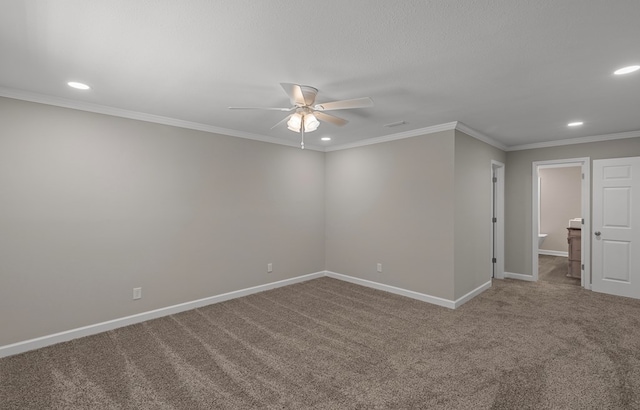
[281,83,319,108]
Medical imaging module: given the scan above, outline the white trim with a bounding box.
[325,121,507,153]
[0,88,324,152]
[507,130,640,151]
[456,122,508,151]
[325,271,491,309]
[325,122,458,152]
[0,88,506,153]
[538,250,569,257]
[580,160,591,289]
[1,270,496,358]
[1,87,453,154]
[538,163,582,170]
[504,272,536,281]
[3,86,639,154]
[325,271,456,308]
[453,280,493,308]
[0,271,324,358]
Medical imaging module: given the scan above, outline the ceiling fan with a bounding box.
[229,83,373,149]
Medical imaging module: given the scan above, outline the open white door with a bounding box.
[592,157,640,299]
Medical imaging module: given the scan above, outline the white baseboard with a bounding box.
[325,272,491,310]
[0,271,324,358]
[325,271,457,309]
[1,270,494,358]
[538,250,568,257]
[453,280,492,308]
[504,271,536,281]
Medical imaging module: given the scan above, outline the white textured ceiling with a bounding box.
[1,0,639,150]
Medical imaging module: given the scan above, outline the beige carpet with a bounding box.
[2,277,640,409]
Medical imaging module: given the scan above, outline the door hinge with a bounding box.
[492,258,497,263]
[493,177,497,183]
[492,217,497,223]
[582,264,585,270]
[582,173,585,179]
[582,218,584,224]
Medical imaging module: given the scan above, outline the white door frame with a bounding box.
[492,160,505,279]
[532,158,591,287]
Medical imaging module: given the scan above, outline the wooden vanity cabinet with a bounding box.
[567,227,581,278]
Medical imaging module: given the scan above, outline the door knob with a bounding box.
[595,231,601,236]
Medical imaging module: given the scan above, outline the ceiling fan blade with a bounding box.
[228,106,293,111]
[281,83,306,106]
[280,83,317,106]
[315,111,348,126]
[270,114,293,130]
[314,97,373,111]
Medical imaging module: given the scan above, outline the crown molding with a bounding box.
[325,121,508,152]
[325,122,459,152]
[506,129,640,151]
[11,86,635,154]
[0,87,324,152]
[454,122,508,151]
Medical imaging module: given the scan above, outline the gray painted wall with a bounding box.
[505,137,640,276]
[0,95,515,348]
[325,130,506,301]
[325,131,456,299]
[454,131,506,299]
[539,167,581,253]
[0,97,325,346]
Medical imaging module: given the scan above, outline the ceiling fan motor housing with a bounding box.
[297,85,319,107]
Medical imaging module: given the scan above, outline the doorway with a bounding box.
[532,158,590,288]
[492,160,505,280]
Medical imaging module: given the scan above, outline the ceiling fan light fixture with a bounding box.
[304,113,319,132]
[287,112,302,132]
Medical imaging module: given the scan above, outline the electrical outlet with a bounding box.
[267,263,273,273]
[133,287,142,300]
[377,263,382,273]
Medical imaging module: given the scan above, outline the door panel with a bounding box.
[603,187,630,227]
[601,240,630,282]
[592,157,640,299]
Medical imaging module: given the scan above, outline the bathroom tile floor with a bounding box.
[538,255,581,286]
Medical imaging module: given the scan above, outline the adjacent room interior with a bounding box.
[2,1,640,408]
[537,164,583,286]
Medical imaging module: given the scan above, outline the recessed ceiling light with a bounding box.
[321,137,331,141]
[567,121,583,127]
[614,65,640,75]
[67,81,91,90]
